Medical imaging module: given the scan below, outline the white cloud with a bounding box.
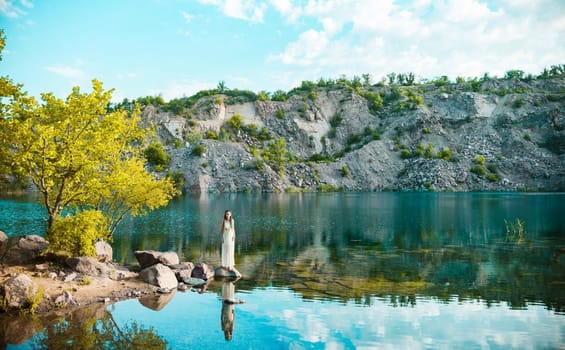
[20,0,32,8]
[181,10,194,23]
[0,0,27,17]
[198,0,267,23]
[45,65,85,79]
[267,0,565,81]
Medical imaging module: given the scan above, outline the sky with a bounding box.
[1,0,564,102]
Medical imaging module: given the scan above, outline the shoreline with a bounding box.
[0,263,159,315]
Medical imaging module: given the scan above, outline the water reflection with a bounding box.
[1,193,564,348]
[221,281,235,341]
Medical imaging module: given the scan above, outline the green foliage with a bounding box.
[22,286,44,315]
[513,98,525,108]
[49,210,109,257]
[172,138,182,149]
[346,134,362,145]
[1,79,177,235]
[276,109,285,119]
[432,76,450,86]
[400,149,412,159]
[505,70,524,79]
[505,218,526,243]
[329,113,343,127]
[424,143,434,158]
[192,143,206,156]
[185,129,203,144]
[144,142,170,171]
[474,155,486,165]
[470,165,486,176]
[271,90,288,102]
[341,165,350,177]
[523,133,531,141]
[166,171,184,194]
[257,91,270,101]
[362,91,384,113]
[204,130,218,140]
[437,147,452,161]
[308,90,317,100]
[227,114,244,130]
[262,137,290,176]
[487,173,500,182]
[317,184,343,192]
[422,128,432,134]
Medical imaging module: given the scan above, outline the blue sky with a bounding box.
[2,0,564,102]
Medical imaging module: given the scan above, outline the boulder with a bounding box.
[94,239,113,262]
[0,274,39,309]
[65,256,110,276]
[191,262,214,280]
[214,266,242,279]
[139,263,178,289]
[170,262,194,281]
[134,250,180,268]
[0,230,8,258]
[3,235,48,265]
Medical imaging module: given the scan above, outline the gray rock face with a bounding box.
[134,250,180,268]
[3,235,48,265]
[139,263,178,289]
[148,76,565,192]
[0,274,39,309]
[94,239,113,262]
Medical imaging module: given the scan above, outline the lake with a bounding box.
[1,192,564,349]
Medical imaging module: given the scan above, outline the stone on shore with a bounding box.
[191,262,214,280]
[0,230,8,259]
[0,273,39,309]
[139,263,178,289]
[94,239,113,262]
[3,235,48,265]
[134,250,180,268]
[170,262,195,281]
[65,256,110,276]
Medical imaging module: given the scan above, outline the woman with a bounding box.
[221,281,235,341]
[221,210,235,271]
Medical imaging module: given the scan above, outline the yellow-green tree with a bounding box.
[1,76,178,251]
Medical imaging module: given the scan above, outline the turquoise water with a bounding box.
[1,192,564,349]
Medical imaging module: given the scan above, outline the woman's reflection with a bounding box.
[221,281,235,341]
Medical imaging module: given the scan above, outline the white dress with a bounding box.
[222,220,235,269]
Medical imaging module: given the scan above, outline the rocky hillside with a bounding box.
[145,76,565,192]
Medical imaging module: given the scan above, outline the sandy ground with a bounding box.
[0,263,158,314]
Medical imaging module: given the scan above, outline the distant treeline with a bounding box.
[109,64,565,115]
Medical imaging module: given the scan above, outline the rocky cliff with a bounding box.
[146,76,565,192]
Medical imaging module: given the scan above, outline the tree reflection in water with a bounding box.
[24,305,169,349]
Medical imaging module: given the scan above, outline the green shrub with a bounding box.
[513,98,525,108]
[193,143,206,156]
[341,165,350,177]
[48,210,109,257]
[204,130,218,140]
[329,113,343,128]
[400,149,412,159]
[144,142,170,170]
[276,109,285,119]
[487,163,499,173]
[523,133,531,141]
[422,128,432,134]
[227,114,243,131]
[487,173,500,182]
[474,155,486,165]
[437,147,452,161]
[470,165,486,176]
[173,138,183,149]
